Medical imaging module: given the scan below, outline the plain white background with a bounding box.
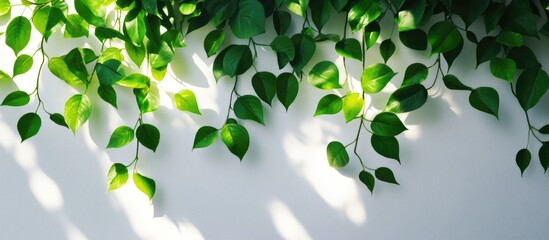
[1,4,549,240]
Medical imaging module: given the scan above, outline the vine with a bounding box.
[0,0,549,200]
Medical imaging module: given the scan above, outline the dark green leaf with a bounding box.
[290,34,316,73]
[252,72,277,105]
[469,87,499,118]
[371,134,400,162]
[49,113,68,128]
[6,16,31,55]
[539,144,549,173]
[385,84,428,113]
[516,148,531,176]
[380,39,396,63]
[466,31,478,44]
[315,33,341,42]
[107,126,134,148]
[326,141,349,168]
[273,10,291,35]
[230,0,265,39]
[234,95,264,125]
[74,0,106,27]
[64,14,89,38]
[402,63,428,87]
[490,57,516,82]
[540,125,549,134]
[399,29,427,50]
[371,112,407,137]
[364,22,380,49]
[347,0,382,32]
[331,0,349,11]
[142,0,158,15]
[453,0,489,26]
[442,35,463,69]
[18,112,41,142]
[193,126,218,149]
[314,94,343,116]
[359,170,375,193]
[508,46,539,69]
[98,84,117,108]
[96,59,124,85]
[204,30,225,58]
[107,163,128,191]
[443,74,472,91]
[95,27,126,42]
[375,167,399,185]
[187,12,211,35]
[308,61,341,89]
[1,90,30,106]
[476,36,501,67]
[271,35,295,68]
[496,30,523,47]
[276,72,299,111]
[32,6,63,40]
[501,4,538,38]
[136,124,160,152]
[516,68,549,110]
[133,172,155,201]
[64,94,92,133]
[343,93,364,122]
[484,2,505,33]
[335,38,362,61]
[221,122,249,160]
[427,21,462,55]
[361,63,397,93]
[310,0,331,32]
[223,45,253,77]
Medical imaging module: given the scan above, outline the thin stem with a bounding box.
[225,76,238,121]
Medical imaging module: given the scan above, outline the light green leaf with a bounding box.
[134,84,160,113]
[516,148,531,177]
[117,73,150,89]
[371,112,407,137]
[125,42,145,67]
[179,1,197,15]
[6,16,31,55]
[285,0,309,16]
[496,30,523,47]
[327,141,349,168]
[371,134,400,162]
[17,112,41,142]
[402,63,428,87]
[32,6,63,39]
[133,172,155,201]
[276,72,299,111]
[427,21,461,55]
[74,0,106,26]
[347,0,382,32]
[0,0,10,16]
[343,93,364,122]
[64,14,89,38]
[308,61,341,89]
[1,90,30,106]
[252,72,277,105]
[359,170,375,193]
[314,94,343,116]
[364,22,380,49]
[107,126,134,148]
[64,94,92,133]
[230,0,265,39]
[193,126,218,149]
[516,68,549,111]
[375,167,399,185]
[0,70,11,81]
[234,95,264,125]
[136,124,160,152]
[469,87,499,118]
[335,38,362,61]
[361,63,397,93]
[490,57,516,82]
[107,163,128,191]
[385,84,428,113]
[221,122,250,161]
[174,89,201,114]
[98,47,124,63]
[124,8,146,46]
[13,54,33,77]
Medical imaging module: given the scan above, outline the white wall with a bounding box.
[1,7,549,240]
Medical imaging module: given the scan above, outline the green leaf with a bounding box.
[476,37,501,67]
[540,125,549,134]
[469,87,499,119]
[204,30,225,58]
[234,95,264,125]
[496,30,523,47]
[326,141,349,168]
[136,124,160,152]
[0,70,11,81]
[371,112,407,137]
[13,54,33,77]
[343,93,364,122]
[49,113,68,128]
[314,94,343,116]
[96,59,124,85]
[427,21,461,55]
[123,8,146,46]
[371,135,400,162]
[347,0,382,32]
[230,0,265,39]
[133,172,155,201]
[484,3,505,33]
[273,10,291,35]
[97,84,117,108]
[62,48,90,84]
[359,170,375,193]
[64,14,89,38]
[1,90,30,106]
[64,94,92,133]
[6,16,31,55]
[399,29,427,51]
[380,39,395,63]
[335,38,362,60]
[397,0,426,31]
[125,42,146,67]
[453,0,489,27]
[95,27,126,42]
[252,72,277,105]
[375,167,399,185]
[174,89,201,114]
[443,75,472,91]
[361,63,397,93]
[74,0,106,27]
[223,45,253,77]
[98,47,124,63]
[516,68,549,111]
[271,35,295,69]
[442,36,463,69]
[134,85,160,113]
[490,57,516,82]
[308,61,341,89]
[285,0,309,16]
[117,73,150,89]
[179,1,197,15]
[385,84,428,113]
[32,6,63,39]
[508,46,539,70]
[364,22,380,49]
[221,122,250,160]
[193,126,218,149]
[539,144,549,173]
[17,112,41,142]
[402,63,428,87]
[330,0,348,11]
[107,163,128,191]
[501,4,538,38]
[310,0,331,31]
[107,126,134,148]
[290,34,316,73]
[0,0,11,16]
[142,0,157,15]
[516,148,531,177]
[276,72,299,111]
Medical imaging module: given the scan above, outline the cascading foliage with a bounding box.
[1,0,549,201]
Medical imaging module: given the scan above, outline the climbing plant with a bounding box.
[1,0,549,201]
